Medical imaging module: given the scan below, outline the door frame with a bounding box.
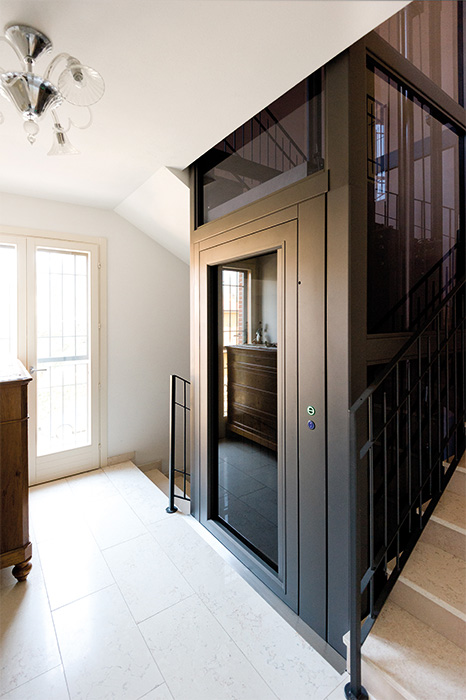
[0,225,108,485]
[196,218,299,609]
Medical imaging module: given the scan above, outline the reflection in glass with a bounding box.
[199,70,324,223]
[374,0,464,106]
[367,64,461,334]
[215,252,278,569]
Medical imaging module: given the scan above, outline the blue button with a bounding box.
[308,420,316,430]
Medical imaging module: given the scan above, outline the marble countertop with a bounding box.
[0,359,32,383]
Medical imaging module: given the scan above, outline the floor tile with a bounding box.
[218,493,278,564]
[67,468,119,503]
[199,573,343,700]
[2,463,346,700]
[152,518,342,700]
[38,528,114,610]
[218,461,264,497]
[53,584,163,700]
[80,492,148,550]
[240,485,278,525]
[103,461,155,490]
[248,463,278,491]
[219,441,272,472]
[0,666,69,700]
[29,479,83,543]
[148,515,232,593]
[104,463,173,525]
[0,564,61,695]
[139,595,277,700]
[103,533,194,623]
[139,683,174,699]
[324,677,349,700]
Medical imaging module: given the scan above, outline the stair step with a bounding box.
[143,468,191,514]
[360,600,466,700]
[447,465,466,497]
[421,490,466,560]
[174,475,191,497]
[390,541,466,650]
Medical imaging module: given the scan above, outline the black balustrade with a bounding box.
[346,279,465,700]
[166,374,191,514]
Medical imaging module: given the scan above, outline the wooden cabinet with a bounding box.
[0,360,33,581]
[226,345,277,450]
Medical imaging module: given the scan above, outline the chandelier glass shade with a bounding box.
[0,23,105,154]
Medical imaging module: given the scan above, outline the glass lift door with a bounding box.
[198,220,298,608]
[216,253,279,568]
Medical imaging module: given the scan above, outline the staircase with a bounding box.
[350,452,466,699]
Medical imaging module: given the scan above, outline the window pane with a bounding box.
[375,0,464,105]
[36,248,91,455]
[367,65,461,334]
[214,252,279,570]
[199,70,324,224]
[0,244,17,359]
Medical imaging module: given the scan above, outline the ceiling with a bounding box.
[0,1,410,261]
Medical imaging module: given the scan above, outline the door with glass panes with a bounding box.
[197,220,299,609]
[0,232,103,485]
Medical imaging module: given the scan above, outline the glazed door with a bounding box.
[197,219,299,608]
[0,231,103,485]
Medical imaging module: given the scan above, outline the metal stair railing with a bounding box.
[370,241,459,334]
[346,278,465,700]
[166,374,191,514]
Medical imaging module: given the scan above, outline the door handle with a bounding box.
[29,366,47,373]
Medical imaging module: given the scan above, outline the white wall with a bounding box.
[0,191,190,470]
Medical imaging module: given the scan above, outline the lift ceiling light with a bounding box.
[0,24,104,154]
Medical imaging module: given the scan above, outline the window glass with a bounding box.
[375,0,464,105]
[198,71,324,224]
[0,244,17,359]
[213,252,278,570]
[367,64,462,334]
[36,248,91,456]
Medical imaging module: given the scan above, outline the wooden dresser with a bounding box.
[0,360,33,581]
[226,345,277,450]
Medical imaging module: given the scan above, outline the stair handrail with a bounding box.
[369,240,460,334]
[166,374,191,514]
[346,277,465,700]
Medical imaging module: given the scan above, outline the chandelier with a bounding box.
[0,24,105,155]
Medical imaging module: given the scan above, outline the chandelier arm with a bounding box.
[52,106,93,132]
[44,52,72,81]
[68,106,93,131]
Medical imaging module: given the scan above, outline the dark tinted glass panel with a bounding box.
[367,64,462,334]
[375,0,464,105]
[199,71,323,224]
[213,252,278,569]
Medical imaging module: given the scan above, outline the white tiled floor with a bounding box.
[0,462,347,700]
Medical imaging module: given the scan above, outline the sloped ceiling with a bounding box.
[0,1,410,262]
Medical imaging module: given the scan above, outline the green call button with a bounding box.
[307,405,316,416]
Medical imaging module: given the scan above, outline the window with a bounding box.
[0,244,17,359]
[375,0,465,106]
[367,63,462,334]
[197,70,324,224]
[222,267,249,416]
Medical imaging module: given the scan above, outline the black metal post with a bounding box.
[166,374,178,514]
[345,410,368,700]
